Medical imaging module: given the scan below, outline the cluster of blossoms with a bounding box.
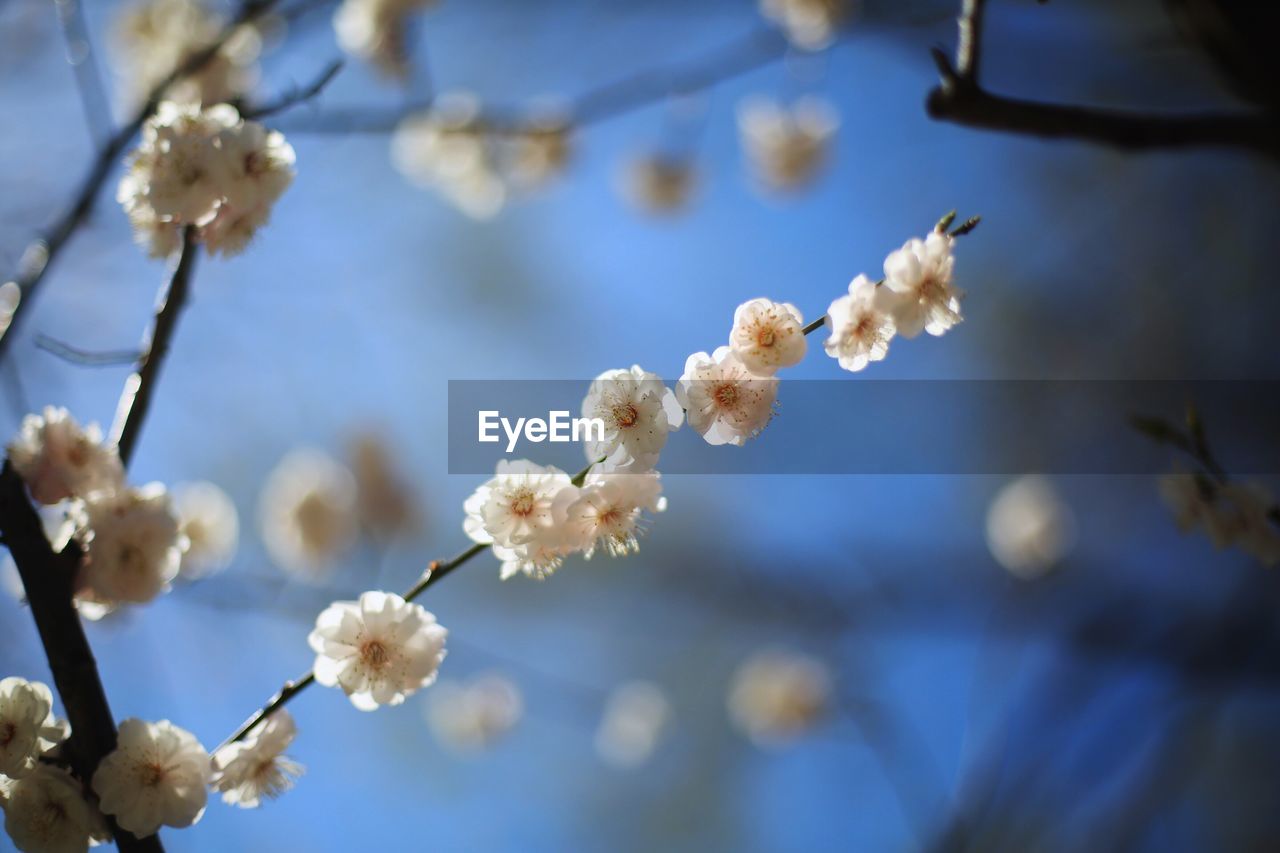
[1159,472,1280,567]
[737,96,840,192]
[759,0,849,51]
[425,673,524,752]
[113,0,262,107]
[7,407,189,612]
[393,94,573,219]
[334,0,437,78]
[118,102,296,258]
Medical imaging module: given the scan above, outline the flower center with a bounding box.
[361,639,390,670]
[138,761,166,788]
[0,721,15,747]
[713,383,739,409]
[756,327,776,347]
[612,403,639,428]
[509,489,536,517]
[918,275,944,303]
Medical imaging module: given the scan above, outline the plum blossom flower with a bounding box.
[462,460,575,550]
[425,673,523,752]
[737,96,838,191]
[0,678,69,779]
[492,539,577,582]
[823,274,897,372]
[1161,473,1280,566]
[7,407,123,505]
[729,298,807,375]
[727,650,831,746]
[563,467,666,559]
[594,681,671,768]
[308,591,448,711]
[211,710,302,809]
[92,718,211,838]
[881,231,962,338]
[118,102,295,258]
[986,476,1075,580]
[334,0,436,78]
[580,366,682,472]
[77,485,185,605]
[676,347,778,446]
[759,0,847,50]
[622,154,696,214]
[258,449,359,580]
[2,764,109,852]
[172,481,239,580]
[350,433,420,540]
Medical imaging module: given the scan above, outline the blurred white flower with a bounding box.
[594,681,670,768]
[580,365,682,472]
[737,96,838,191]
[7,407,123,505]
[676,347,778,446]
[622,154,696,214]
[1221,482,1280,567]
[727,650,830,746]
[259,449,359,580]
[0,678,69,779]
[92,718,211,838]
[78,484,185,605]
[759,0,847,50]
[392,95,506,219]
[729,298,807,375]
[172,481,239,579]
[881,231,962,338]
[334,0,436,78]
[425,673,523,752]
[211,710,302,809]
[2,764,109,852]
[113,0,262,107]
[563,466,666,559]
[308,591,448,711]
[350,433,420,540]
[985,476,1075,579]
[823,274,897,372]
[1161,473,1280,566]
[118,102,295,258]
[462,460,575,551]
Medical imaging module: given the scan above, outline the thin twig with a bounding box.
[35,334,141,367]
[926,4,1280,158]
[241,59,345,120]
[110,227,199,468]
[52,0,114,145]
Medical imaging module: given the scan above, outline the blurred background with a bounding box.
[2,0,1280,849]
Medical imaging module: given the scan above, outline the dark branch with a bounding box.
[241,59,345,120]
[35,334,142,367]
[110,228,199,468]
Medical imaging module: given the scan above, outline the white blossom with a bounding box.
[308,591,448,711]
[563,466,666,559]
[985,476,1075,580]
[425,673,523,752]
[172,481,239,580]
[0,678,69,779]
[92,718,211,838]
[580,366,683,472]
[622,154,697,214]
[7,408,123,505]
[823,274,897,372]
[727,650,830,746]
[594,681,670,768]
[118,102,295,258]
[492,539,576,582]
[1162,474,1280,566]
[737,96,838,191]
[1,764,108,853]
[729,298,807,375]
[759,0,847,50]
[881,230,962,338]
[350,433,419,539]
[113,0,261,107]
[78,485,185,606]
[211,710,302,809]
[462,460,575,551]
[259,449,359,580]
[676,347,779,446]
[334,0,436,78]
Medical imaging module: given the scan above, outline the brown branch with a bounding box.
[0,0,288,370]
[926,4,1280,158]
[110,228,199,467]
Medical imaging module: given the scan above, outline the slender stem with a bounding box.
[53,0,114,145]
[111,228,199,467]
[955,0,986,84]
[0,0,287,368]
[240,59,345,121]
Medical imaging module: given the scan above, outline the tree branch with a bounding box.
[240,59,345,121]
[52,0,114,145]
[926,3,1280,158]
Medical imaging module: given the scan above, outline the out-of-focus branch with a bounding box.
[52,0,113,144]
[0,0,289,371]
[240,58,345,120]
[278,27,792,136]
[926,0,1280,158]
[34,334,141,367]
[110,227,199,467]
